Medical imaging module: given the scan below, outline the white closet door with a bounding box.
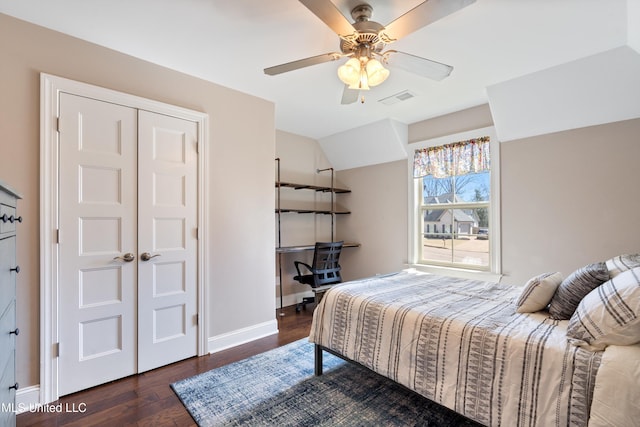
[58,95,199,395]
[137,110,199,372]
[58,93,138,396]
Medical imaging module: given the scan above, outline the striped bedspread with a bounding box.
[309,270,603,427]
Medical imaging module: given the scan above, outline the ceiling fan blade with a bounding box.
[264,52,342,75]
[299,0,357,39]
[381,0,476,42]
[382,50,453,81]
[341,85,359,105]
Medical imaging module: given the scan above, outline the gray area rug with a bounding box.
[171,338,482,426]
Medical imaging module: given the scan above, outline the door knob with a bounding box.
[113,253,135,262]
[140,252,161,261]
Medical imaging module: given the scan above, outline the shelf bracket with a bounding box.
[317,167,335,242]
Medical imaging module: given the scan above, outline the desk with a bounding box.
[276,242,360,253]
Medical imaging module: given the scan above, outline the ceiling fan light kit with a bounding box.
[264,0,476,104]
[365,58,389,86]
[337,55,389,90]
[337,57,362,86]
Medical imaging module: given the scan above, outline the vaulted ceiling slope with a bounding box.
[1,1,639,151]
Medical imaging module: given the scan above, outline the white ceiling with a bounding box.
[0,0,632,140]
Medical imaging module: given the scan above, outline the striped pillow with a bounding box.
[567,267,640,351]
[548,262,609,320]
[605,254,640,278]
[516,272,563,313]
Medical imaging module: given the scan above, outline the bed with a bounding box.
[309,268,640,427]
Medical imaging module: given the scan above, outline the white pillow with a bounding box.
[605,254,640,278]
[567,267,640,351]
[515,272,563,313]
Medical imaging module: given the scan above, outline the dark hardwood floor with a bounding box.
[17,305,314,427]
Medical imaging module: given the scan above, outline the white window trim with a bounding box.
[407,126,501,282]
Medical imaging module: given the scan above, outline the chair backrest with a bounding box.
[311,241,343,287]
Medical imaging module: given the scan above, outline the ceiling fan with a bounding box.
[264,0,476,104]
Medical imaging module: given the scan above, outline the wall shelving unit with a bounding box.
[275,159,359,314]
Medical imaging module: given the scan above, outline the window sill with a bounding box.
[406,263,503,283]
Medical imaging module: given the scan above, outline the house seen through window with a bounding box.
[413,135,493,271]
[420,172,490,268]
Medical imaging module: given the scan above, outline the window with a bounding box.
[419,169,490,268]
[410,127,500,275]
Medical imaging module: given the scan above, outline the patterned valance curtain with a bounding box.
[412,136,491,179]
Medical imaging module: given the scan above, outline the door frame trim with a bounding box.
[39,73,210,404]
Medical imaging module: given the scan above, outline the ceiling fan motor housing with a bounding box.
[350,4,373,21]
[339,9,386,56]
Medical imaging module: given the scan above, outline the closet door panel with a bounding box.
[137,110,198,373]
[58,93,138,396]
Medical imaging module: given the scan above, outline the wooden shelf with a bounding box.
[276,208,351,215]
[276,181,351,194]
[274,160,360,312]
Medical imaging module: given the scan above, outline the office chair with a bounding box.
[293,241,343,312]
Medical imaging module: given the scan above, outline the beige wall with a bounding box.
[408,104,494,143]
[500,118,640,285]
[338,160,409,280]
[1,14,276,389]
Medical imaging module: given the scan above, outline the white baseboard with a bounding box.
[208,319,279,354]
[15,385,41,413]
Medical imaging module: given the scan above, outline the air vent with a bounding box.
[378,90,417,105]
